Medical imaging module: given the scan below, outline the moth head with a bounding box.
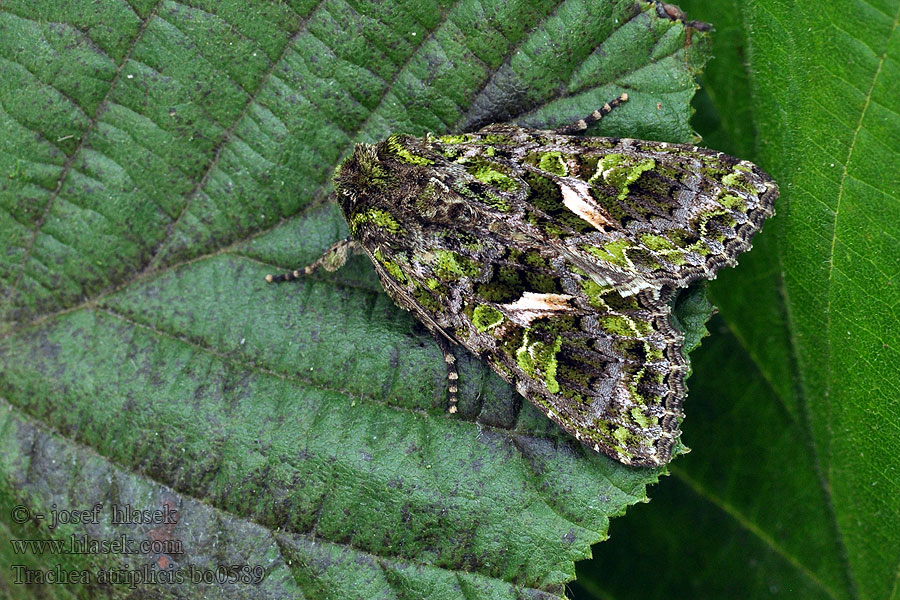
[333,143,386,220]
[333,135,466,243]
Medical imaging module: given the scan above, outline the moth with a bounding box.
[268,94,777,466]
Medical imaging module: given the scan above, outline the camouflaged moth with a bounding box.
[268,94,778,466]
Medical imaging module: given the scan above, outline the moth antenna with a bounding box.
[554,92,629,135]
[433,333,460,414]
[265,270,301,283]
[265,237,359,283]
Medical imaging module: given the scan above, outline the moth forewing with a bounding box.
[273,99,777,466]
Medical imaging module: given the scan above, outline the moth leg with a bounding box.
[554,92,629,135]
[265,237,359,283]
[432,333,460,414]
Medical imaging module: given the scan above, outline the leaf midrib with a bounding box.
[671,467,840,600]
[823,0,899,458]
[723,3,865,598]
[737,1,900,596]
[821,3,899,598]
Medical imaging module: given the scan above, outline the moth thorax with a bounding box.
[414,177,478,225]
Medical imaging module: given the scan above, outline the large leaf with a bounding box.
[0,1,711,597]
[574,1,900,598]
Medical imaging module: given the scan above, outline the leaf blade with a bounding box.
[575,1,900,597]
[0,1,712,596]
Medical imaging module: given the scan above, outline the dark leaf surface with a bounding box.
[575,1,900,598]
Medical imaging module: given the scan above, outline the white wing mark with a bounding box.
[502,292,574,325]
[560,180,612,229]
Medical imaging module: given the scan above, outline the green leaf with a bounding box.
[0,1,710,597]
[575,1,900,598]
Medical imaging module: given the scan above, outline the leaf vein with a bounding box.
[2,395,555,596]
[142,0,328,272]
[0,0,165,324]
[671,467,841,600]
